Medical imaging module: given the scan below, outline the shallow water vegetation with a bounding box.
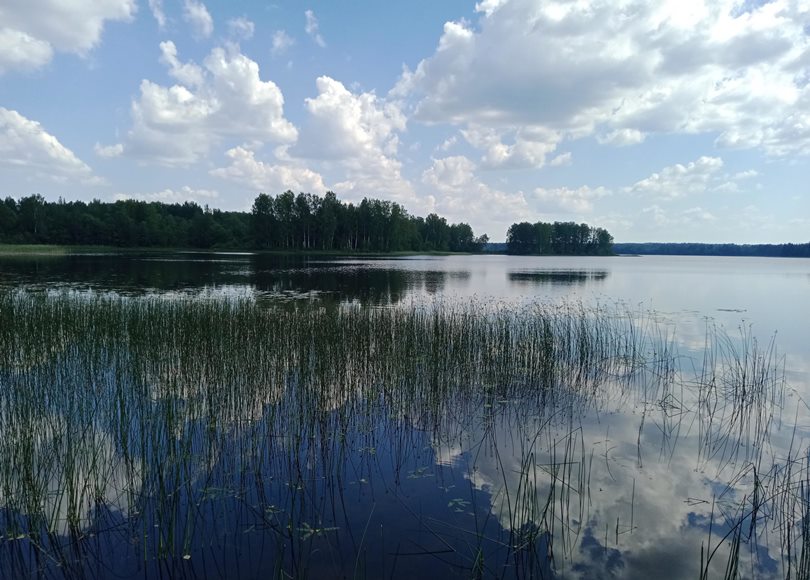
[0,292,803,578]
[0,244,72,256]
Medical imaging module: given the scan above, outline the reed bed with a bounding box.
[0,291,800,578]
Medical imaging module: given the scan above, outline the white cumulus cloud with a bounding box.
[108,42,297,166]
[295,76,413,202]
[211,146,326,194]
[461,125,562,169]
[0,0,135,74]
[400,0,810,157]
[158,40,205,87]
[422,155,530,235]
[626,156,726,199]
[0,28,53,74]
[422,155,477,191]
[183,0,213,39]
[0,107,97,183]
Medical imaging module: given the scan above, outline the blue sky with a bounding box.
[1,0,808,243]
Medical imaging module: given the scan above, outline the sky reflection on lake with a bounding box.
[1,252,808,578]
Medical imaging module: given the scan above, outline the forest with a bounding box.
[506,221,614,255]
[0,192,488,253]
[613,242,810,258]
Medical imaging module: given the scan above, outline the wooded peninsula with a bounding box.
[505,221,614,255]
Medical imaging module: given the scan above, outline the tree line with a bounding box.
[613,242,810,258]
[0,192,488,253]
[506,221,614,255]
[251,191,488,252]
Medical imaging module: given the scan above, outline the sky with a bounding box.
[0,0,808,243]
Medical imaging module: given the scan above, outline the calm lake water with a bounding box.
[1,252,809,579]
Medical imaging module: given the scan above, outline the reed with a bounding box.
[0,291,799,578]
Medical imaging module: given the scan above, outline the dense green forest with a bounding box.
[614,242,810,257]
[506,221,614,255]
[0,192,488,253]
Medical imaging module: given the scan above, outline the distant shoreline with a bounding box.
[2,242,809,259]
[0,244,475,257]
[613,242,810,258]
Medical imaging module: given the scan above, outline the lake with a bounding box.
[1,252,808,579]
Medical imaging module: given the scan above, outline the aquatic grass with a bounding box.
[0,245,71,256]
[0,291,800,578]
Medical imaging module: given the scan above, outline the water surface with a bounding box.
[1,252,808,579]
